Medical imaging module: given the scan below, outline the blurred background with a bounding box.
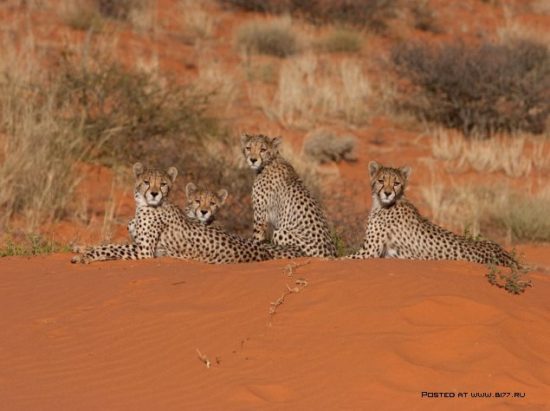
[0,0,548,256]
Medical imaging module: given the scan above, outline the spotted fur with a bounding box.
[347,161,518,267]
[72,163,304,264]
[184,182,227,226]
[241,133,336,258]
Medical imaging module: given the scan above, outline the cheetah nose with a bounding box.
[250,158,258,164]
[200,210,208,215]
[150,191,159,198]
[384,190,392,197]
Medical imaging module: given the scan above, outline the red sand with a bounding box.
[1,254,549,410]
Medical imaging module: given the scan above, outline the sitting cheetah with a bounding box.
[72,163,304,264]
[347,161,518,267]
[241,133,336,258]
[127,182,227,241]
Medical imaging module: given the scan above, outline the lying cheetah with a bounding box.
[241,133,336,258]
[185,182,228,226]
[347,161,518,267]
[127,181,227,241]
[72,163,304,264]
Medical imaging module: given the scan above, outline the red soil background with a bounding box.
[1,0,549,409]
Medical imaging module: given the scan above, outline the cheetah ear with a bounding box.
[368,161,380,179]
[271,136,282,149]
[240,133,251,147]
[217,189,228,204]
[185,182,197,197]
[167,166,178,183]
[400,166,412,181]
[133,162,145,178]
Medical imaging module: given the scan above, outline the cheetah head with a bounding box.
[241,133,281,172]
[368,161,411,208]
[133,162,178,207]
[185,182,228,224]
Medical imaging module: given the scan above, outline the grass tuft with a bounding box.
[236,18,299,58]
[0,235,70,257]
[315,29,362,53]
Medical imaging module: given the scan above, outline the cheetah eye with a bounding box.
[161,182,167,187]
[210,201,216,206]
[394,181,401,187]
[245,146,251,151]
[260,147,267,152]
[378,179,384,184]
[143,180,150,185]
[195,199,200,204]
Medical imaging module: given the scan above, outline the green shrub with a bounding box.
[391,39,550,136]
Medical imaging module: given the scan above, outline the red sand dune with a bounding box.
[1,253,549,410]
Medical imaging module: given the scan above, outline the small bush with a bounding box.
[55,54,218,164]
[315,29,362,53]
[96,0,148,20]
[236,19,299,58]
[221,0,398,32]
[392,39,550,136]
[62,0,103,31]
[303,129,357,163]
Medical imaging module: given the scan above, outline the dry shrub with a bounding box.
[220,0,398,32]
[61,0,103,31]
[95,0,149,21]
[392,39,550,136]
[314,28,362,53]
[303,129,357,163]
[236,18,299,58]
[253,54,370,127]
[55,52,219,164]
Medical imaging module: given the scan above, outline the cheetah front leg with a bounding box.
[252,198,269,242]
[71,243,147,264]
[345,231,387,259]
[72,211,162,264]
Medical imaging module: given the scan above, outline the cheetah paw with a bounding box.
[71,253,91,264]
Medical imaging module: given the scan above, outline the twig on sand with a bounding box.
[283,260,311,277]
[268,278,309,325]
[196,348,211,368]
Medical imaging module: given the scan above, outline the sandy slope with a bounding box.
[1,253,549,410]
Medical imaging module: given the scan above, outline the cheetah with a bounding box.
[127,181,227,241]
[347,161,518,267]
[184,182,228,226]
[71,163,304,264]
[241,133,336,258]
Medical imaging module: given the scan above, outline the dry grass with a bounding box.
[236,17,300,58]
[314,28,362,53]
[430,128,550,177]
[252,54,371,128]
[421,180,550,243]
[180,0,217,43]
[0,36,86,231]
